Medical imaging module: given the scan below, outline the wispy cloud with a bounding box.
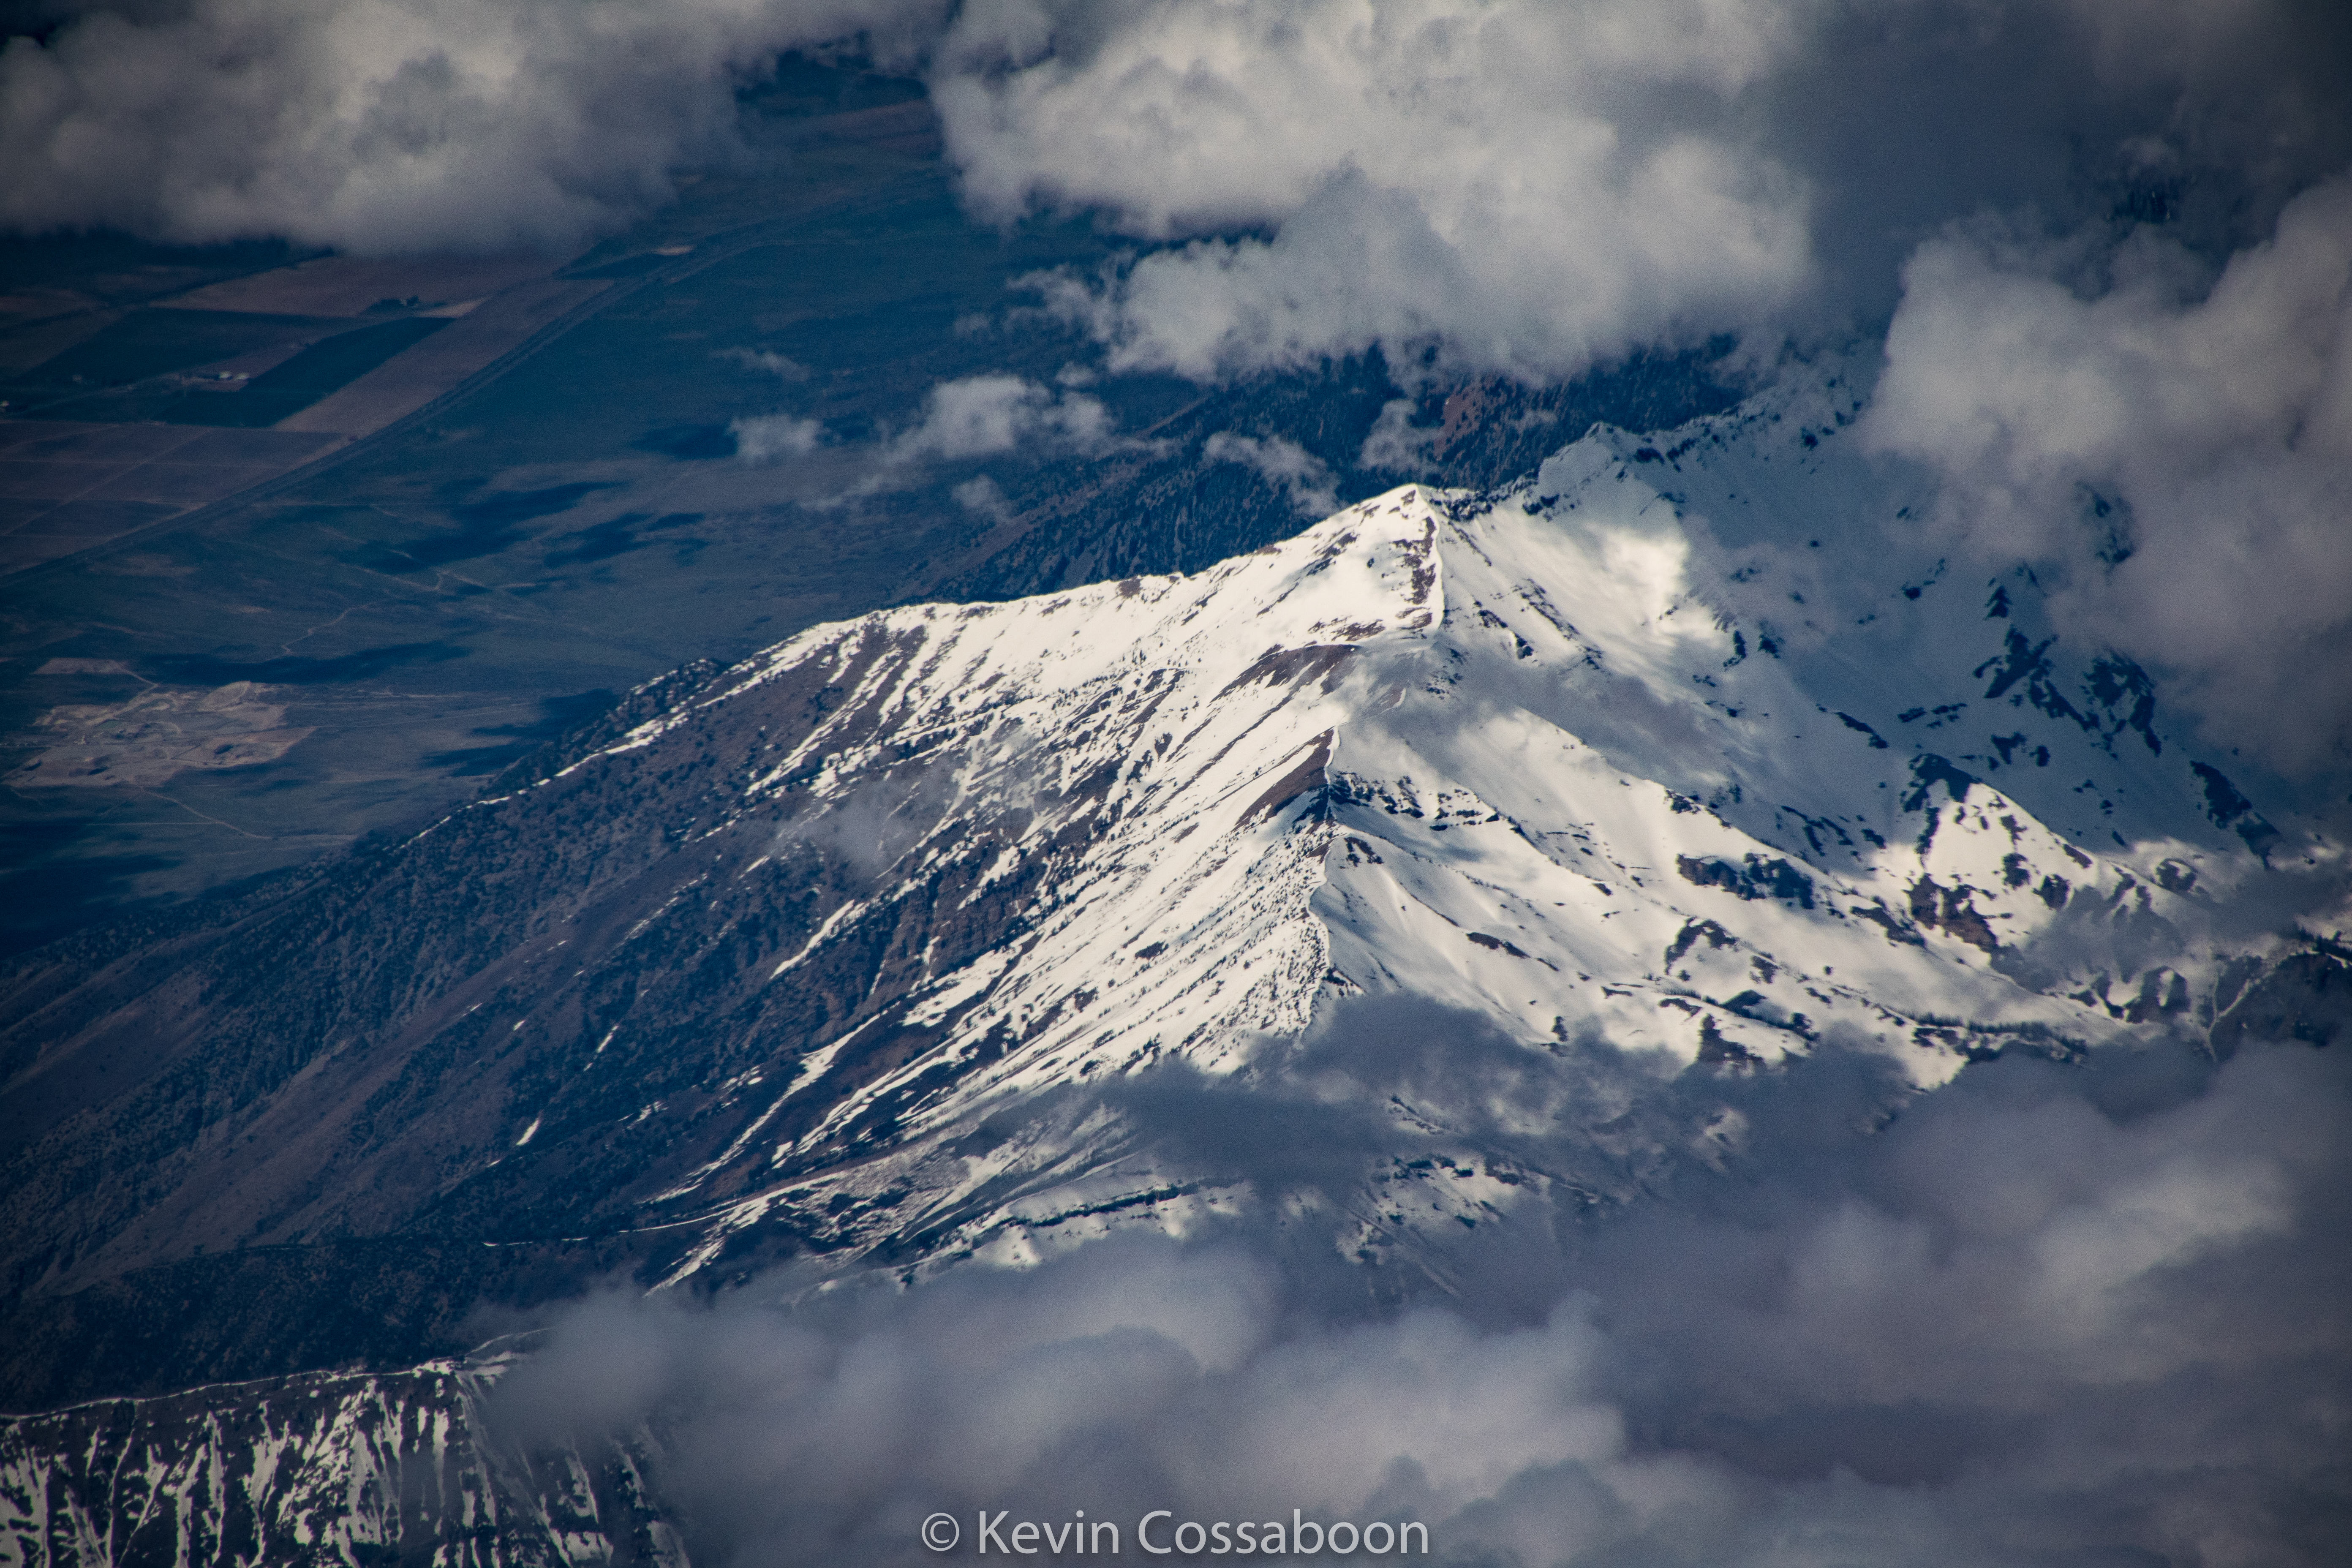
[730,411,825,463]
[877,373,1122,465]
[719,348,813,381]
[1202,432,1339,516]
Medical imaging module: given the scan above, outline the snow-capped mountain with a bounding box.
[5,359,2343,1567]
[526,363,2313,1286]
[3,362,2335,1402]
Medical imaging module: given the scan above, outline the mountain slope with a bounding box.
[2,362,2338,1407]
[0,1349,678,1568]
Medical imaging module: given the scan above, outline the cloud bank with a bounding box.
[1866,177,2352,776]
[0,0,943,253]
[954,0,1810,384]
[942,0,2351,384]
[500,1032,2352,1567]
[14,2,2342,321]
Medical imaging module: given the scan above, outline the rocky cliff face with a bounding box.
[0,1352,680,1568]
[3,365,2341,1511]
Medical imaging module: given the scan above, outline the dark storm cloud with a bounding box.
[498,1013,2352,1567]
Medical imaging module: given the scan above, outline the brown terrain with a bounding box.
[0,422,346,574]
[0,251,614,577]
[273,278,609,437]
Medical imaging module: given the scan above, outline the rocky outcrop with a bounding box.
[0,1354,681,1568]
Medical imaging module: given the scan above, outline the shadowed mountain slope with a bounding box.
[3,367,2339,1414]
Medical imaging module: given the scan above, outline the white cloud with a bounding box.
[801,375,1149,502]
[879,373,1118,464]
[952,472,1013,521]
[1202,432,1340,516]
[926,0,2350,390]
[731,411,825,462]
[722,372,1138,491]
[0,0,945,253]
[1357,397,1443,474]
[1864,176,2352,778]
[940,0,1813,383]
[935,0,1800,239]
[721,347,813,380]
[8,0,2340,383]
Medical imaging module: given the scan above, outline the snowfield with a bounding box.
[499,362,2323,1285]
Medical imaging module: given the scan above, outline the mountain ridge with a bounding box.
[2,363,2342,1417]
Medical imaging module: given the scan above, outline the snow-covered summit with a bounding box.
[13,366,2327,1312]
[516,367,2325,1282]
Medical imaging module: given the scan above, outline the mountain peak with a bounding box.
[3,386,2328,1359]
